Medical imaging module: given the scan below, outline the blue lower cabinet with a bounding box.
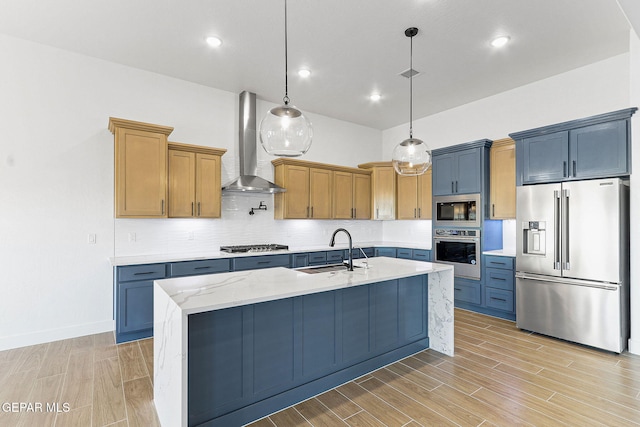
[326,250,345,264]
[233,254,291,271]
[485,287,514,312]
[187,274,429,426]
[291,253,309,268]
[374,247,396,258]
[169,259,230,277]
[307,251,328,266]
[453,278,481,305]
[412,249,431,262]
[396,248,412,259]
[115,263,167,343]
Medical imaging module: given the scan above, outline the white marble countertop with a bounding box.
[110,241,432,266]
[482,249,516,257]
[154,257,451,315]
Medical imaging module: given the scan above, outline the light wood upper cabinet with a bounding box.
[273,158,370,220]
[358,162,396,220]
[396,169,432,220]
[333,171,371,219]
[109,117,226,219]
[168,144,226,218]
[352,173,371,219]
[109,117,173,218]
[309,168,333,219]
[490,138,516,219]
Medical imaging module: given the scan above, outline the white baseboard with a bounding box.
[0,320,115,352]
[628,337,640,355]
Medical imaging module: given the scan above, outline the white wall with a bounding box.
[0,34,383,351]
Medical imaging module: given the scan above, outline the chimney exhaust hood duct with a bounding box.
[222,91,286,194]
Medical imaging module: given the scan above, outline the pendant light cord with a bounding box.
[283,0,290,105]
[409,31,414,139]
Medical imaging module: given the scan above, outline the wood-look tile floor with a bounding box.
[2,309,640,426]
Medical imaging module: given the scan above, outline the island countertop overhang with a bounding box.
[154,256,452,315]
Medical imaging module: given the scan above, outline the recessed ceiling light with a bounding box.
[206,36,223,48]
[491,35,510,48]
[297,69,311,78]
[369,93,382,102]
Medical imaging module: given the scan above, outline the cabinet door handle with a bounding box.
[572,160,577,177]
[563,161,567,177]
[198,202,201,216]
[311,206,314,218]
[451,181,454,193]
[307,207,309,218]
[492,204,495,217]
[418,208,421,218]
[161,200,165,215]
[376,208,379,219]
[191,202,194,216]
[455,181,458,193]
[414,208,417,218]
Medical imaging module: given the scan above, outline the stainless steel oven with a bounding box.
[434,194,481,228]
[433,228,481,279]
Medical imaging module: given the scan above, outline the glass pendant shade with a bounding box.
[259,104,313,157]
[392,137,432,175]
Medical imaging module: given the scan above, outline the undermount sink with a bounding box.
[296,263,362,274]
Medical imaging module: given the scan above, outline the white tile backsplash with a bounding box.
[114,194,384,256]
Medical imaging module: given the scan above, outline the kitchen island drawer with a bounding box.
[375,247,396,258]
[485,287,514,312]
[169,259,230,277]
[484,255,514,270]
[485,267,514,291]
[118,263,167,282]
[233,254,291,271]
[454,279,481,305]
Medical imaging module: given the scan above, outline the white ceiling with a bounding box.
[0,0,632,130]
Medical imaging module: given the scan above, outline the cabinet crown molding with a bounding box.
[168,141,227,156]
[508,107,637,140]
[432,139,492,156]
[109,117,174,136]
[272,158,371,175]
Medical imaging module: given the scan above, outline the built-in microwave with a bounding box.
[433,193,481,228]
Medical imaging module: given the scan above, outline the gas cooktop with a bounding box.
[219,244,289,253]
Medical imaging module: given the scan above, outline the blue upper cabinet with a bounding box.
[512,108,637,185]
[521,131,569,184]
[432,140,491,196]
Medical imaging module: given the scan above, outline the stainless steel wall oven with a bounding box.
[433,228,481,279]
[433,193,481,228]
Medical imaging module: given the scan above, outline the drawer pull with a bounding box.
[194,266,212,270]
[257,261,271,265]
[454,288,462,291]
[491,297,507,302]
[490,262,507,267]
[491,277,506,281]
[134,271,156,276]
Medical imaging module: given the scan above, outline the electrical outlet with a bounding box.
[87,233,96,244]
[128,232,136,242]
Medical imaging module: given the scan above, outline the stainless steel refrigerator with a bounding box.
[515,177,629,353]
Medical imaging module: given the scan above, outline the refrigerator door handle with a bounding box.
[562,188,570,270]
[553,190,561,270]
[515,272,619,290]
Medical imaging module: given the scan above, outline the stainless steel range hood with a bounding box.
[222,91,286,194]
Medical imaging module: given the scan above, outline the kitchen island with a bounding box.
[154,257,454,427]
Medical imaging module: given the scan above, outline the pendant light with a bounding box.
[259,0,313,157]
[392,27,431,176]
